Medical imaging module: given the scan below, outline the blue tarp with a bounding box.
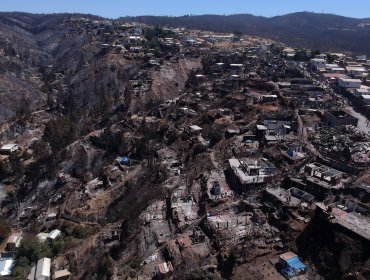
[282,266,296,278]
[281,256,306,279]
[118,157,130,164]
[288,150,297,158]
[286,256,306,271]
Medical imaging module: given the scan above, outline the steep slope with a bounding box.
[0,14,50,124]
[0,13,107,126]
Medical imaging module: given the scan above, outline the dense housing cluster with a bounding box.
[1,14,370,280]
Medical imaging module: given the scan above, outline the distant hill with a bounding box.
[120,12,370,55]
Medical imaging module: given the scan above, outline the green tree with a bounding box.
[17,235,53,264]
[233,30,242,41]
[12,257,30,280]
[326,53,338,64]
[312,49,321,58]
[0,219,11,243]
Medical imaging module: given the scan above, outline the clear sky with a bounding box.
[1,0,369,19]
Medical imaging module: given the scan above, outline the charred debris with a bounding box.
[0,14,370,280]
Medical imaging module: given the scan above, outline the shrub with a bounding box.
[0,219,11,243]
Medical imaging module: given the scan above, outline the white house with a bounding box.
[310,58,326,69]
[326,64,345,73]
[6,233,22,251]
[29,257,51,280]
[0,144,19,155]
[0,259,15,276]
[282,47,296,57]
[338,78,362,89]
[53,269,71,280]
[346,66,368,78]
[48,229,61,240]
[228,158,277,191]
[356,55,367,62]
[361,95,370,105]
[315,54,327,60]
[353,86,370,97]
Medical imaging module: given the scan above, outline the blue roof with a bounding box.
[288,150,297,158]
[286,256,306,271]
[282,266,296,278]
[118,157,130,164]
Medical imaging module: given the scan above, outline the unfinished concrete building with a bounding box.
[227,158,277,192]
[302,163,345,199]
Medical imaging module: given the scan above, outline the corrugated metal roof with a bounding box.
[35,258,51,278]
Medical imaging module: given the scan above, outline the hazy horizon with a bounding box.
[1,0,369,19]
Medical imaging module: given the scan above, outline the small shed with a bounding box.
[53,269,71,280]
[0,259,15,276]
[30,257,51,280]
[0,144,19,155]
[5,233,22,251]
[48,229,61,240]
[156,261,174,279]
[279,252,306,279]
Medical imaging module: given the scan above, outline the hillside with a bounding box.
[0,12,110,125]
[120,12,370,55]
[1,11,370,280]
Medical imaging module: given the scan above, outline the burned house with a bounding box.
[170,186,198,230]
[264,187,315,210]
[310,126,370,171]
[192,226,206,243]
[233,134,259,157]
[206,170,233,200]
[227,158,277,192]
[298,163,345,199]
[316,198,370,241]
[251,209,267,225]
[256,119,294,146]
[324,110,358,127]
[229,63,244,75]
[142,200,171,246]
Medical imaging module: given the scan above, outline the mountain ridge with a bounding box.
[119,12,370,55]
